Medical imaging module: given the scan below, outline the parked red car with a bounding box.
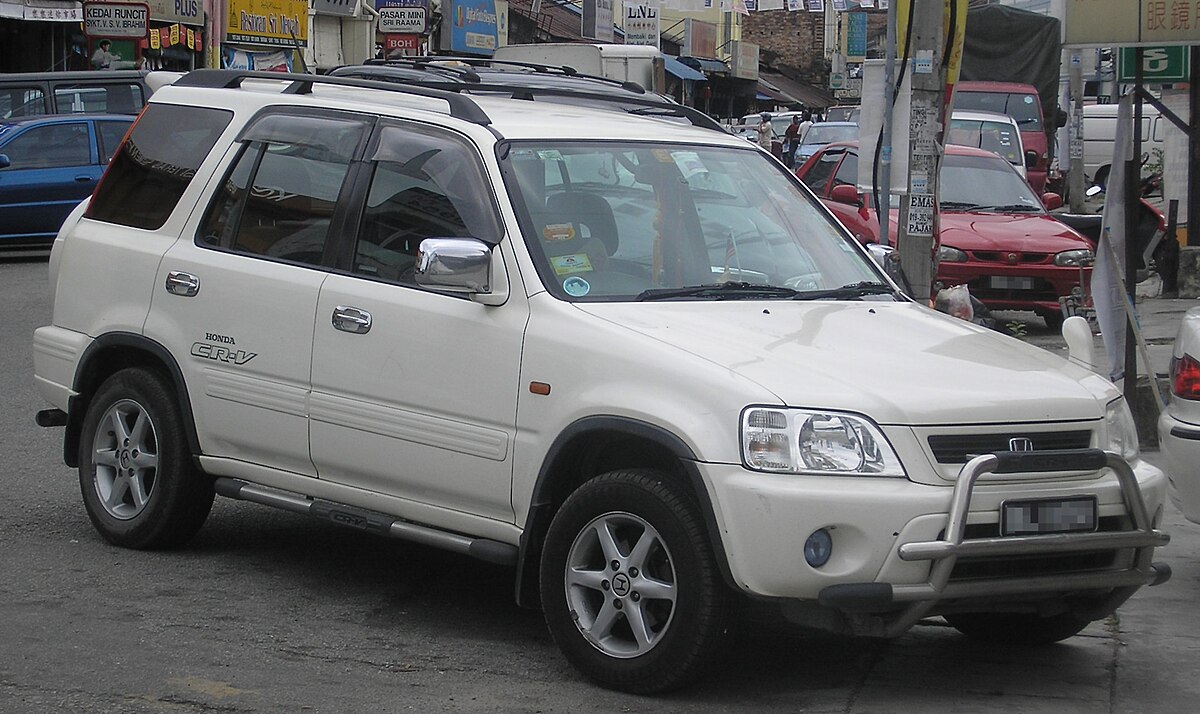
[795,142,1094,328]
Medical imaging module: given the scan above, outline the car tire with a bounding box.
[1038,309,1065,331]
[539,469,730,694]
[78,367,213,549]
[944,611,1091,645]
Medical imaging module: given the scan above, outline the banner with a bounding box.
[1092,95,1133,381]
[222,46,293,71]
[225,0,308,47]
[786,0,802,11]
[806,0,821,10]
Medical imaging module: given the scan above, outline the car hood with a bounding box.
[575,300,1115,426]
[938,212,1092,253]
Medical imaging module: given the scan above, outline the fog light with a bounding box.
[804,529,833,567]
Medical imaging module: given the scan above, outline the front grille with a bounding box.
[928,430,1092,464]
[972,251,1051,264]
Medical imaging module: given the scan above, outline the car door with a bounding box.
[309,120,524,523]
[146,109,371,477]
[0,119,98,241]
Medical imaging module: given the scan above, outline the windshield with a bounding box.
[954,91,1042,131]
[502,141,889,301]
[939,154,1044,212]
[947,118,1022,166]
[803,124,857,146]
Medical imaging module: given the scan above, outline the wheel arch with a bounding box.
[514,415,735,608]
[65,332,200,468]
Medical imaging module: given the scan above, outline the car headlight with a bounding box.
[741,407,906,477]
[1055,249,1094,267]
[1102,397,1139,460]
[938,245,968,262]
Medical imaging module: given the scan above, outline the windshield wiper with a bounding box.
[939,200,981,210]
[790,281,897,301]
[975,203,1042,213]
[635,282,800,301]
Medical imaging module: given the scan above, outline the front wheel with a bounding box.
[539,469,730,694]
[944,611,1091,644]
[78,367,214,549]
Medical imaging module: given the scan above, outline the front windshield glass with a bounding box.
[939,153,1044,212]
[803,124,858,146]
[502,141,888,301]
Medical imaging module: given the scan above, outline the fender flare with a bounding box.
[514,415,737,607]
[65,332,201,468]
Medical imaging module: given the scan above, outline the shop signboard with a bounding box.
[84,2,149,38]
[313,0,356,16]
[442,0,497,55]
[226,0,308,47]
[844,11,866,61]
[683,18,716,58]
[1118,46,1190,82]
[377,0,426,34]
[384,33,421,51]
[1065,0,1200,46]
[623,0,659,48]
[144,0,201,25]
[582,0,614,42]
[730,40,758,81]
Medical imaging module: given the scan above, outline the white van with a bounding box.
[1082,103,1163,187]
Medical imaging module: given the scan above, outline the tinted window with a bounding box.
[199,113,366,266]
[800,149,842,195]
[832,151,858,188]
[88,104,232,230]
[96,120,132,163]
[352,122,500,284]
[1,123,90,168]
[0,86,47,118]
[955,91,1042,131]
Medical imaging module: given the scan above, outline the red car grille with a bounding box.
[971,251,1052,264]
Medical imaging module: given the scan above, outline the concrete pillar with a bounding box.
[1178,246,1200,298]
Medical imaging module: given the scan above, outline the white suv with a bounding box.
[33,68,1170,694]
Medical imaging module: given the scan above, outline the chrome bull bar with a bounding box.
[818,449,1170,637]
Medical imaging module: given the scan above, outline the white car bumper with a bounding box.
[1157,410,1200,524]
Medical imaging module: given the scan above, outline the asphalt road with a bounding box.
[2,257,1198,713]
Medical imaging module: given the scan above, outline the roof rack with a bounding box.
[362,56,647,94]
[335,63,724,133]
[174,68,493,126]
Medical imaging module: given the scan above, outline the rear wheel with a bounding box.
[78,367,213,549]
[539,469,730,694]
[1038,309,1065,331]
[945,611,1091,644]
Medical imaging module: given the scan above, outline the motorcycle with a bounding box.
[1055,184,1173,290]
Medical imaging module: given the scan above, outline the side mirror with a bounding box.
[0,154,10,169]
[1042,192,1063,211]
[1024,150,1039,169]
[1055,107,1068,129]
[415,237,495,296]
[830,184,862,207]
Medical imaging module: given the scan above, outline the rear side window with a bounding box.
[88,104,232,230]
[198,112,367,267]
[0,86,47,118]
[53,83,144,114]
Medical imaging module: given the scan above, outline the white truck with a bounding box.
[492,42,665,93]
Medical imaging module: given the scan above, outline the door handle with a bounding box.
[332,306,372,334]
[165,271,199,297]
[74,175,92,182]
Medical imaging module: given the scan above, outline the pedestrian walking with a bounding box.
[756,112,773,152]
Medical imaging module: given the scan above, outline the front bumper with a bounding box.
[937,262,1087,313]
[700,449,1168,636]
[1157,410,1200,524]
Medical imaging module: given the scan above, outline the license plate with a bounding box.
[1001,497,1097,536]
[989,276,1034,290]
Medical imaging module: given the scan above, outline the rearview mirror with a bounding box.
[830,184,862,207]
[1042,192,1063,211]
[0,154,10,169]
[415,237,494,295]
[1024,150,1039,169]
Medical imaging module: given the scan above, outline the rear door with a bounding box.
[145,109,371,476]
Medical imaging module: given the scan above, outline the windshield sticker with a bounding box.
[537,149,564,161]
[562,276,591,297]
[671,151,707,179]
[652,149,675,163]
[1023,96,1034,104]
[543,223,576,242]
[551,254,594,275]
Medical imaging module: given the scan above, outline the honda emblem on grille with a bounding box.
[1008,437,1035,451]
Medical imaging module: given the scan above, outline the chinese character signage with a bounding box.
[1066,0,1200,46]
[226,0,308,47]
[623,0,659,48]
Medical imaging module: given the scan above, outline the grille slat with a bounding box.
[928,430,1092,464]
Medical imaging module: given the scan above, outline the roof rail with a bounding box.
[363,56,647,94]
[335,64,724,133]
[173,68,492,126]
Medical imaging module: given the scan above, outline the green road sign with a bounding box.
[1118,46,1190,82]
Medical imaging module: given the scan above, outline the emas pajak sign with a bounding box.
[84,2,149,39]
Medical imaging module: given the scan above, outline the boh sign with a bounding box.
[84,2,150,38]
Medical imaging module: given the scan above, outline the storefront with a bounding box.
[310,0,374,70]
[141,0,204,70]
[222,0,307,71]
[1,0,85,72]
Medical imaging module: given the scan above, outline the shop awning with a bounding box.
[756,79,801,105]
[759,71,837,109]
[678,57,728,75]
[663,55,705,81]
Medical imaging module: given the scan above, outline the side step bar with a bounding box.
[214,477,518,566]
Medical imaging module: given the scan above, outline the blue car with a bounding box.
[0,114,134,252]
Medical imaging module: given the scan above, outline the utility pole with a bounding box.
[1068,49,1086,212]
[895,1,945,304]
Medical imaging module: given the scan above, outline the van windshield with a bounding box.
[501,141,889,302]
[955,91,1042,131]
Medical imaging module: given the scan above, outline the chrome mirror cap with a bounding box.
[415,237,492,293]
